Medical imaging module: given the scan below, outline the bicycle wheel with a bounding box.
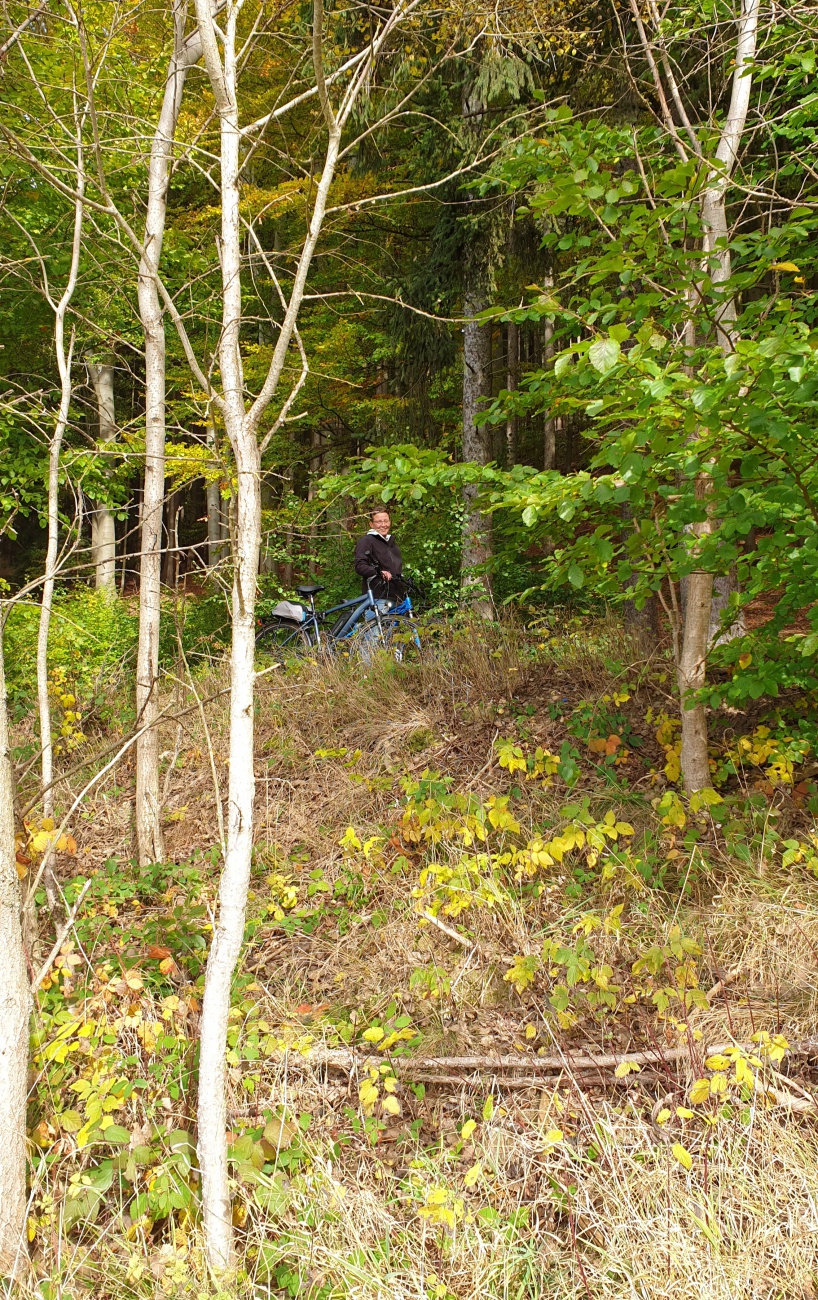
[348,614,421,664]
[256,618,314,663]
[380,614,422,663]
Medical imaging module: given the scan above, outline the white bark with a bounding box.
[192,0,416,1268]
[677,0,759,789]
[699,0,760,350]
[87,359,117,592]
[0,616,32,1280]
[135,2,203,866]
[36,157,85,855]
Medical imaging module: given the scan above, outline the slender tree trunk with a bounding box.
[459,77,493,617]
[678,566,713,790]
[36,158,84,923]
[192,1,271,1269]
[505,320,518,467]
[87,359,117,592]
[135,4,201,866]
[191,0,413,1266]
[206,421,226,568]
[462,298,493,614]
[543,298,556,470]
[0,617,31,1281]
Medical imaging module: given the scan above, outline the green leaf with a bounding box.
[103,1125,130,1146]
[588,337,620,374]
[567,564,584,588]
[554,351,574,377]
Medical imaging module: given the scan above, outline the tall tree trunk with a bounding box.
[459,78,494,617]
[135,3,202,866]
[505,320,518,467]
[88,359,117,592]
[36,152,84,922]
[676,0,759,790]
[190,0,414,1265]
[206,420,226,568]
[678,567,713,790]
[462,296,493,614]
[543,314,556,471]
[0,617,31,1280]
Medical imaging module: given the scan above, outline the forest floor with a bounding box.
[15,615,818,1300]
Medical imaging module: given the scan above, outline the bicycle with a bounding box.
[256,575,422,663]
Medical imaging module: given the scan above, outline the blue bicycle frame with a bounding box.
[258,577,407,650]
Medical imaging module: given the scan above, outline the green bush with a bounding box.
[4,589,138,722]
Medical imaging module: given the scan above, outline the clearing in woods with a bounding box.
[22,619,818,1298]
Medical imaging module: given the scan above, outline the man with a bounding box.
[354,508,403,600]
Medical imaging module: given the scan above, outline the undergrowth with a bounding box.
[11,616,818,1299]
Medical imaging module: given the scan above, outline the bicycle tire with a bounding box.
[380,614,422,663]
[256,618,314,662]
[347,614,421,664]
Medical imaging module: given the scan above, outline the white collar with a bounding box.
[368,529,391,540]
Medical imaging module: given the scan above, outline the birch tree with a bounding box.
[87,356,117,591]
[0,613,29,1280]
[134,0,204,866]
[628,0,760,789]
[189,0,424,1265]
[35,138,85,910]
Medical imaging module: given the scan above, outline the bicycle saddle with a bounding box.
[296,583,324,597]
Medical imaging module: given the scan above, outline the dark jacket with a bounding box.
[354,530,403,598]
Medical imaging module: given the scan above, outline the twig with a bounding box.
[420,910,509,963]
[31,878,92,992]
[705,966,741,1003]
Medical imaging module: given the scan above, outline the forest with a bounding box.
[1,0,818,1294]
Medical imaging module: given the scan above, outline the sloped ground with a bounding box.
[15,616,818,1299]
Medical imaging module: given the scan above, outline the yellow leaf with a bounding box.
[125,974,144,991]
[362,1026,384,1043]
[525,1023,537,1040]
[656,1108,671,1125]
[543,1128,563,1146]
[381,1094,401,1116]
[461,1119,477,1140]
[676,1106,694,1119]
[770,261,800,272]
[41,818,55,832]
[689,1078,711,1105]
[463,1163,482,1188]
[672,1142,693,1171]
[705,1054,729,1071]
[30,831,52,854]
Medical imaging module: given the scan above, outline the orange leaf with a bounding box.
[158,957,177,975]
[604,734,622,756]
[148,946,171,961]
[588,738,607,754]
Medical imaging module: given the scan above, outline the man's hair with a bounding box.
[369,507,390,521]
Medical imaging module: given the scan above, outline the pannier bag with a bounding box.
[270,600,305,622]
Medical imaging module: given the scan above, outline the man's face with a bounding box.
[372,512,391,536]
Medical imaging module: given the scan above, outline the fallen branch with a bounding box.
[261,1036,818,1079]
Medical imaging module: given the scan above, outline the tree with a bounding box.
[188,0,429,1266]
[134,0,205,866]
[87,356,117,592]
[0,615,29,1279]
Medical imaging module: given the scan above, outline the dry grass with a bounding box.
[13,617,818,1298]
